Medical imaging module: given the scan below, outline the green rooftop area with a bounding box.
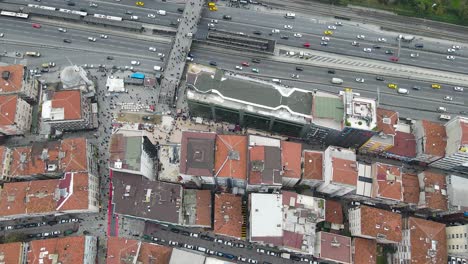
[125,137,143,171]
[194,70,313,116]
[314,96,344,122]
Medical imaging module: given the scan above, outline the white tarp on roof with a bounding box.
[250,193,283,239]
[106,76,125,92]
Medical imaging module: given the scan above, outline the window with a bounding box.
[456,234,459,238]
[456,245,459,249]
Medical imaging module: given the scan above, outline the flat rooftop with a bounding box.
[112,171,182,224]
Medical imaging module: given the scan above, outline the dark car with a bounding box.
[372,45,381,49]
[460,111,467,115]
[290,255,301,261]
[253,30,262,35]
[415,43,424,48]
[170,21,178,26]
[252,58,261,63]
[209,61,217,66]
[80,8,87,12]
[63,39,72,43]
[14,224,24,229]
[376,76,385,81]
[107,56,114,60]
[27,234,36,238]
[280,35,289,39]
[328,69,335,74]
[142,116,152,121]
[220,253,236,260]
[41,68,49,73]
[296,66,304,71]
[223,15,232,20]
[177,7,184,12]
[170,228,180,233]
[26,223,39,228]
[201,235,213,241]
[385,50,394,55]
[412,85,421,90]
[67,2,75,6]
[125,10,133,15]
[181,231,190,236]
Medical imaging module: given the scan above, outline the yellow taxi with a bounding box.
[136,1,144,6]
[388,83,398,89]
[431,84,441,89]
[209,6,218,11]
[324,30,333,35]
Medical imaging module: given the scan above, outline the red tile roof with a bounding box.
[51,90,82,120]
[376,108,398,136]
[214,193,243,239]
[402,173,419,204]
[372,163,403,201]
[214,135,247,180]
[317,232,352,264]
[421,120,447,157]
[407,217,447,264]
[283,230,303,250]
[27,236,87,264]
[195,190,212,227]
[281,141,302,179]
[0,242,23,263]
[8,138,88,177]
[325,200,343,225]
[419,171,448,211]
[303,150,323,181]
[0,65,24,93]
[331,157,358,186]
[0,172,90,217]
[107,237,172,264]
[387,131,416,158]
[353,238,377,264]
[0,95,18,126]
[359,205,402,243]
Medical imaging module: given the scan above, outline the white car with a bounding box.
[124,66,134,70]
[208,23,215,28]
[444,96,453,101]
[157,53,165,57]
[291,74,299,79]
[410,53,419,57]
[351,41,359,46]
[321,36,330,41]
[190,233,199,237]
[148,13,156,18]
[377,37,387,42]
[452,45,461,50]
[272,29,280,33]
[284,25,293,29]
[257,248,265,254]
[58,27,67,33]
[363,48,372,53]
[210,19,218,23]
[447,55,455,60]
[100,34,108,39]
[169,241,179,246]
[294,33,302,38]
[447,48,456,53]
[328,25,337,29]
[183,244,194,249]
[238,256,247,261]
[335,21,343,26]
[454,86,464,92]
[224,241,234,246]
[0,33,3,37]
[355,78,365,83]
[89,2,98,7]
[235,65,243,70]
[356,35,365,39]
[88,37,97,42]
[149,47,156,52]
[236,32,245,35]
[247,260,258,264]
[130,61,140,66]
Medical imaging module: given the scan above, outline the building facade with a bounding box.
[446,224,468,258]
[0,95,32,135]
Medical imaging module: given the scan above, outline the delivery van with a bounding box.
[153,66,164,71]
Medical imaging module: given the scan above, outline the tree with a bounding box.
[458,3,468,19]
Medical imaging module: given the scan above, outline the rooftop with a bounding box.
[8,137,89,177]
[280,141,302,179]
[445,116,468,155]
[0,64,24,93]
[250,193,283,242]
[0,172,91,218]
[182,189,212,227]
[302,150,323,181]
[406,217,447,264]
[402,173,419,205]
[316,232,352,264]
[0,95,18,126]
[325,200,343,225]
[386,131,417,158]
[344,90,377,131]
[447,174,468,209]
[353,238,377,264]
[0,242,23,263]
[421,120,447,157]
[109,133,143,172]
[376,108,398,136]
[169,248,205,264]
[187,64,314,118]
[42,90,82,121]
[180,131,216,177]
[248,145,282,185]
[214,135,247,180]
[111,171,182,224]
[312,92,344,130]
[358,205,402,243]
[27,236,89,264]
[332,157,358,186]
[372,163,403,202]
[418,171,448,211]
[214,193,243,239]
[106,237,172,264]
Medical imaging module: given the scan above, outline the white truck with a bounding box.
[331,78,343,84]
[25,51,41,57]
[397,34,415,42]
[284,13,295,19]
[281,253,291,259]
[157,10,166,15]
